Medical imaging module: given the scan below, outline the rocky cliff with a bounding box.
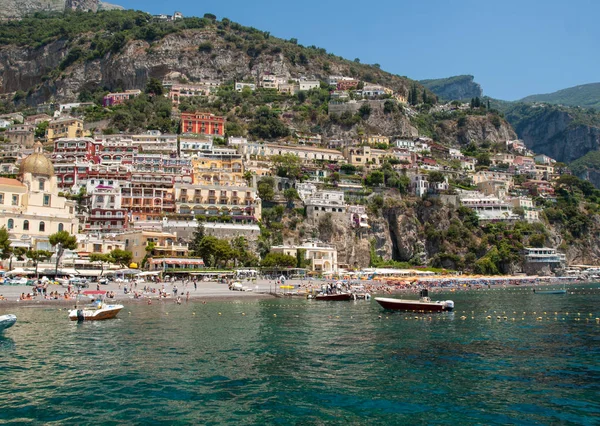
[0,0,122,19]
[434,114,517,146]
[504,103,600,163]
[420,75,483,101]
[0,12,415,105]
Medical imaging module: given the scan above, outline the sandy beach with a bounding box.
[0,275,583,309]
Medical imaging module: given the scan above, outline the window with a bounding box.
[23,220,29,231]
[58,223,64,232]
[0,193,4,204]
[7,219,13,230]
[43,195,50,206]
[39,222,45,232]
[12,195,18,206]
[39,179,45,191]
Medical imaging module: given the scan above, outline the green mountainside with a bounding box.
[419,75,482,101]
[520,83,600,109]
[0,10,423,104]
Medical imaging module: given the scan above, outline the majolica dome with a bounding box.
[19,142,54,177]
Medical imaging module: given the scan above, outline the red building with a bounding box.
[181,112,225,136]
[52,138,100,163]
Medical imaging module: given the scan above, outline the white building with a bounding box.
[1,142,79,251]
[271,240,338,273]
[299,80,320,91]
[305,190,346,220]
[460,195,518,222]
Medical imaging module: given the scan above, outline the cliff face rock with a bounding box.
[505,104,600,163]
[420,75,483,101]
[0,0,121,18]
[435,115,517,146]
[0,25,412,105]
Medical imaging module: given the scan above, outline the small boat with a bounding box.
[68,290,124,321]
[375,289,454,312]
[309,292,353,301]
[0,314,16,332]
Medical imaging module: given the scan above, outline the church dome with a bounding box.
[19,142,54,177]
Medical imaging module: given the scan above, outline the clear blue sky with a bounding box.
[115,0,600,101]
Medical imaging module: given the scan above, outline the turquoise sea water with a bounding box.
[1,285,599,425]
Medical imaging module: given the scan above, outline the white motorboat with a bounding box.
[68,290,123,321]
[0,314,17,332]
[375,289,454,312]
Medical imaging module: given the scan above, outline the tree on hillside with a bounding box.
[257,177,275,202]
[365,170,384,187]
[27,250,53,279]
[49,231,78,278]
[284,187,300,204]
[272,153,302,179]
[248,106,290,140]
[358,103,372,119]
[145,78,164,96]
[428,171,446,184]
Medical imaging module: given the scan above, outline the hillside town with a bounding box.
[0,73,582,280]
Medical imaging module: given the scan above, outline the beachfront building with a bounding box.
[270,240,338,273]
[1,142,79,251]
[114,230,189,265]
[522,247,566,275]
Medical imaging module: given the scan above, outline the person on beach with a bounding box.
[186,291,190,302]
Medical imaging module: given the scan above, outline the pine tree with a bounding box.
[422,89,428,105]
[407,88,413,105]
[410,84,419,106]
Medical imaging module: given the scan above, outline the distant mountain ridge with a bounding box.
[520,82,600,109]
[419,75,482,101]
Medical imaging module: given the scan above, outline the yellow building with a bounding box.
[114,230,189,264]
[191,152,245,186]
[342,146,389,168]
[0,142,79,251]
[46,117,84,142]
